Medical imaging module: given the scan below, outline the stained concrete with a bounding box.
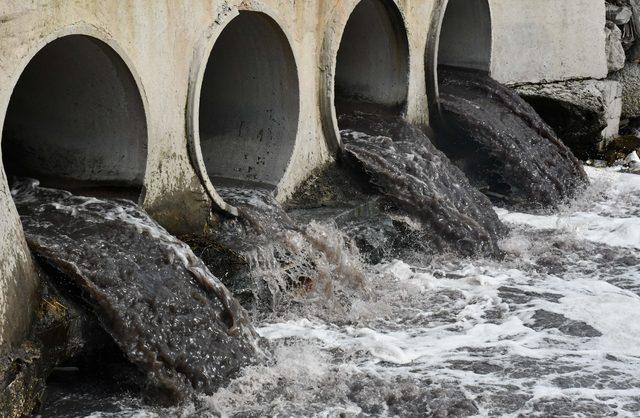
[199,12,299,188]
[0,0,607,353]
[490,0,608,85]
[425,0,606,119]
[438,0,492,72]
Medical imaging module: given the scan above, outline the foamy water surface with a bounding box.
[51,167,640,417]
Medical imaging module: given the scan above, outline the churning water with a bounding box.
[37,165,640,417]
[338,111,506,257]
[11,180,257,406]
[201,166,640,417]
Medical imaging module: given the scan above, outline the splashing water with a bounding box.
[50,163,640,416]
[438,68,588,209]
[11,179,257,405]
[199,166,640,417]
[191,186,366,317]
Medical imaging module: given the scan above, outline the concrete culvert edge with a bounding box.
[197,11,300,190]
[2,34,149,203]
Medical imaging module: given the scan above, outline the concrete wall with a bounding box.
[0,0,606,350]
[490,0,608,85]
[426,0,606,118]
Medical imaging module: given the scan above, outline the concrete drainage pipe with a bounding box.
[2,35,148,202]
[334,0,410,121]
[197,11,300,190]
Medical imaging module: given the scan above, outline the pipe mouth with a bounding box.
[333,0,410,127]
[426,0,492,126]
[2,35,148,203]
[197,11,300,191]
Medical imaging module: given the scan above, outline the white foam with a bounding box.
[496,209,640,249]
[71,167,640,415]
[496,167,640,249]
[221,168,640,416]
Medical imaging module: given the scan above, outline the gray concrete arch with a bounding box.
[2,34,149,202]
[189,9,300,207]
[320,0,410,152]
[426,0,493,123]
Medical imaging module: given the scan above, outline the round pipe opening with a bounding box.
[438,0,492,73]
[426,0,492,121]
[2,35,148,202]
[198,11,300,189]
[334,0,410,120]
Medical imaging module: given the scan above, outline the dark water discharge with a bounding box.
[40,166,640,417]
[438,68,588,208]
[190,185,366,315]
[10,179,257,405]
[337,111,507,257]
[9,69,634,416]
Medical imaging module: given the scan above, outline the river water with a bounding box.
[37,165,640,417]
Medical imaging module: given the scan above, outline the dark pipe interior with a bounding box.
[2,35,148,201]
[335,0,410,119]
[199,12,300,189]
[437,0,492,76]
[430,0,492,134]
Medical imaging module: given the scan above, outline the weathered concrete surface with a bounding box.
[0,0,609,353]
[610,62,640,119]
[490,0,608,85]
[425,0,606,119]
[320,0,434,149]
[601,80,624,140]
[2,35,148,188]
[438,0,492,72]
[0,168,38,352]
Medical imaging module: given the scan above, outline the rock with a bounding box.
[610,62,640,118]
[516,80,622,159]
[607,3,633,25]
[606,22,626,72]
[601,134,640,163]
[626,0,640,61]
[626,150,640,171]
